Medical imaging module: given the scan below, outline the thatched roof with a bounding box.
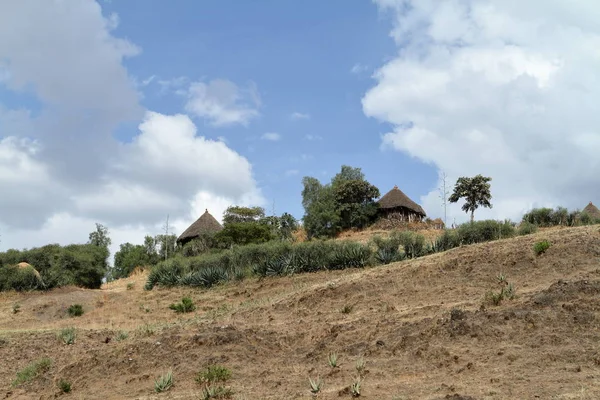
[583,202,600,219]
[177,209,223,244]
[377,185,426,216]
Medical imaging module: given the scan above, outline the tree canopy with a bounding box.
[448,174,493,222]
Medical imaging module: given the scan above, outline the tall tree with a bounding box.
[223,206,266,225]
[88,223,111,249]
[449,175,492,222]
[334,179,380,229]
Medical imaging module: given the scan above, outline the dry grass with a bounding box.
[1,226,600,399]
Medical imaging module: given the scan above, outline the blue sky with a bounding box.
[103,0,436,220]
[1,0,599,253]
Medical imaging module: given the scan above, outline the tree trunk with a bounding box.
[470,210,474,223]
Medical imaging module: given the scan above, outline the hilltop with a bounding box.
[1,226,600,399]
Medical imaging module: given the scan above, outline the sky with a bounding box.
[1,0,600,258]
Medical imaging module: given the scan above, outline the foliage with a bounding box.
[327,352,339,368]
[456,220,515,245]
[196,365,232,385]
[214,222,274,247]
[169,297,196,313]
[155,234,178,261]
[371,233,405,264]
[301,165,380,239]
[67,304,84,317]
[396,231,428,259]
[517,221,538,236]
[534,240,551,255]
[223,206,265,224]
[432,229,461,252]
[58,379,72,393]
[522,206,600,227]
[309,377,323,394]
[328,241,372,269]
[113,243,153,279]
[181,234,217,257]
[484,274,516,306]
[12,358,52,387]
[350,376,363,397]
[200,385,234,399]
[154,370,174,393]
[0,265,43,292]
[58,327,77,345]
[116,331,129,341]
[448,175,493,222]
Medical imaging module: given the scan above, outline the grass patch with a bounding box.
[12,358,52,387]
[115,331,129,341]
[196,365,232,385]
[200,385,234,399]
[126,282,135,290]
[67,304,84,317]
[12,303,21,314]
[58,327,76,345]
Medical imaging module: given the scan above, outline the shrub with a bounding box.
[126,282,135,290]
[196,365,232,384]
[0,265,43,292]
[396,231,427,258]
[116,331,129,341]
[457,220,515,245]
[154,370,174,393]
[144,258,186,290]
[58,327,76,345]
[58,379,71,393]
[200,385,234,399]
[522,207,555,227]
[67,304,84,317]
[12,304,21,314]
[327,352,339,368]
[309,377,323,394]
[517,221,538,236]
[371,233,405,264]
[534,240,551,255]
[432,229,460,252]
[328,241,372,270]
[12,358,52,387]
[169,297,196,313]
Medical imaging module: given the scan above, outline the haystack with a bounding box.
[177,209,223,246]
[583,202,600,220]
[377,185,426,222]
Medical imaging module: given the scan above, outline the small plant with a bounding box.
[355,357,366,375]
[12,304,21,314]
[154,370,174,393]
[58,327,76,345]
[12,358,52,387]
[138,324,155,336]
[328,351,339,368]
[116,331,129,341]
[484,274,517,306]
[350,376,362,397]
[309,376,323,394]
[67,304,84,317]
[341,304,353,314]
[169,297,196,313]
[200,384,234,399]
[126,282,135,290]
[58,379,71,393]
[534,240,551,255]
[196,365,232,384]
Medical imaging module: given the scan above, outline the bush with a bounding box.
[517,221,538,236]
[457,220,515,245]
[67,304,84,317]
[58,379,72,393]
[12,358,52,387]
[169,297,196,313]
[155,370,174,393]
[396,231,427,258]
[0,265,43,292]
[328,241,372,270]
[534,240,551,255]
[58,327,76,345]
[432,229,460,252]
[371,233,405,264]
[196,365,232,384]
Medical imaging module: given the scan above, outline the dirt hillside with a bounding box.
[2,226,600,399]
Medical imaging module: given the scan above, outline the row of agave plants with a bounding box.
[145,219,530,290]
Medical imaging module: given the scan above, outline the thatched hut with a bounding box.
[583,202,600,220]
[176,209,223,246]
[377,185,426,222]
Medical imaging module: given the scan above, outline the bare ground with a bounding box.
[2,226,600,399]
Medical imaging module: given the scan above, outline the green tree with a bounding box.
[449,175,493,222]
[301,177,340,239]
[223,206,266,225]
[155,234,177,260]
[113,243,149,279]
[214,222,274,247]
[334,179,380,229]
[88,223,111,249]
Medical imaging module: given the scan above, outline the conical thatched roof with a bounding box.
[377,185,426,216]
[583,202,600,219]
[177,209,223,244]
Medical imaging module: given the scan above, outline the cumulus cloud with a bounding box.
[185,79,261,127]
[0,1,264,253]
[364,0,600,223]
[261,132,281,141]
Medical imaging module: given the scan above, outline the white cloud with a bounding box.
[261,132,281,141]
[364,0,600,223]
[305,134,323,141]
[186,79,260,127]
[0,2,265,254]
[291,112,310,120]
[285,169,299,177]
[351,63,369,74]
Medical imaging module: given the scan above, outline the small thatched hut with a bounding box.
[377,185,426,222]
[583,202,600,220]
[176,209,223,247]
